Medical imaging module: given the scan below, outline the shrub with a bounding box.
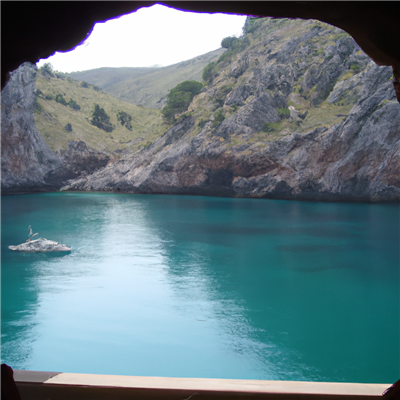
[90,104,113,132]
[217,37,250,65]
[161,80,203,123]
[55,94,67,106]
[262,122,281,132]
[197,118,208,128]
[80,81,89,88]
[117,110,133,130]
[221,36,238,49]
[298,110,308,120]
[45,94,54,100]
[33,98,43,114]
[212,109,225,128]
[40,62,54,77]
[36,89,42,96]
[64,123,72,132]
[277,108,290,119]
[202,62,217,84]
[67,98,81,111]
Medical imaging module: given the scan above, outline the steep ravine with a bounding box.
[62,19,400,202]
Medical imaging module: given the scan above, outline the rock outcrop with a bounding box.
[9,238,71,252]
[1,63,109,194]
[56,140,110,179]
[62,19,400,202]
[1,63,67,193]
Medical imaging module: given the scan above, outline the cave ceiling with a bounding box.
[1,1,399,99]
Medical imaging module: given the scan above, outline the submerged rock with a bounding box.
[9,238,71,252]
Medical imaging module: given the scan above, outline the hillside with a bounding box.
[34,71,168,155]
[68,48,225,109]
[63,17,400,202]
[67,67,160,90]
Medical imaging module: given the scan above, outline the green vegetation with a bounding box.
[262,122,281,133]
[68,48,224,109]
[202,61,218,84]
[55,94,67,106]
[197,118,208,128]
[161,80,203,123]
[212,109,225,128]
[277,108,290,119]
[40,63,54,77]
[218,36,250,63]
[350,63,361,71]
[67,98,81,111]
[34,71,168,154]
[64,123,72,132]
[117,110,133,130]
[90,104,113,132]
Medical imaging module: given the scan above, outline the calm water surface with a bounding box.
[1,193,399,383]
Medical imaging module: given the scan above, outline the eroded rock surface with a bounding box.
[1,63,67,193]
[63,19,400,202]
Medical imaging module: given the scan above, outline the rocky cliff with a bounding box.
[62,18,400,202]
[1,63,109,194]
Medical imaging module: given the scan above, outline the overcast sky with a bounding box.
[37,4,247,73]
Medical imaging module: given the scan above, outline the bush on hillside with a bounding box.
[277,108,290,119]
[117,110,133,130]
[67,98,81,111]
[202,62,218,84]
[40,63,54,77]
[212,109,225,128]
[217,36,250,64]
[161,80,203,123]
[90,104,113,132]
[55,94,67,106]
[221,36,238,49]
[80,81,89,88]
[64,123,73,132]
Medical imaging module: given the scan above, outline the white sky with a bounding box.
[37,4,247,73]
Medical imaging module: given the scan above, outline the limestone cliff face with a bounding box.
[63,19,400,202]
[1,63,66,193]
[1,63,109,194]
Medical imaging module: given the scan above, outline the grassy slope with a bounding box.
[68,48,225,109]
[68,67,160,89]
[34,74,169,155]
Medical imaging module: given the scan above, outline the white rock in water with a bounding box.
[9,238,71,252]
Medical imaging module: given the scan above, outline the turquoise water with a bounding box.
[1,193,399,383]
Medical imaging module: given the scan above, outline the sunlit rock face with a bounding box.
[64,19,400,202]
